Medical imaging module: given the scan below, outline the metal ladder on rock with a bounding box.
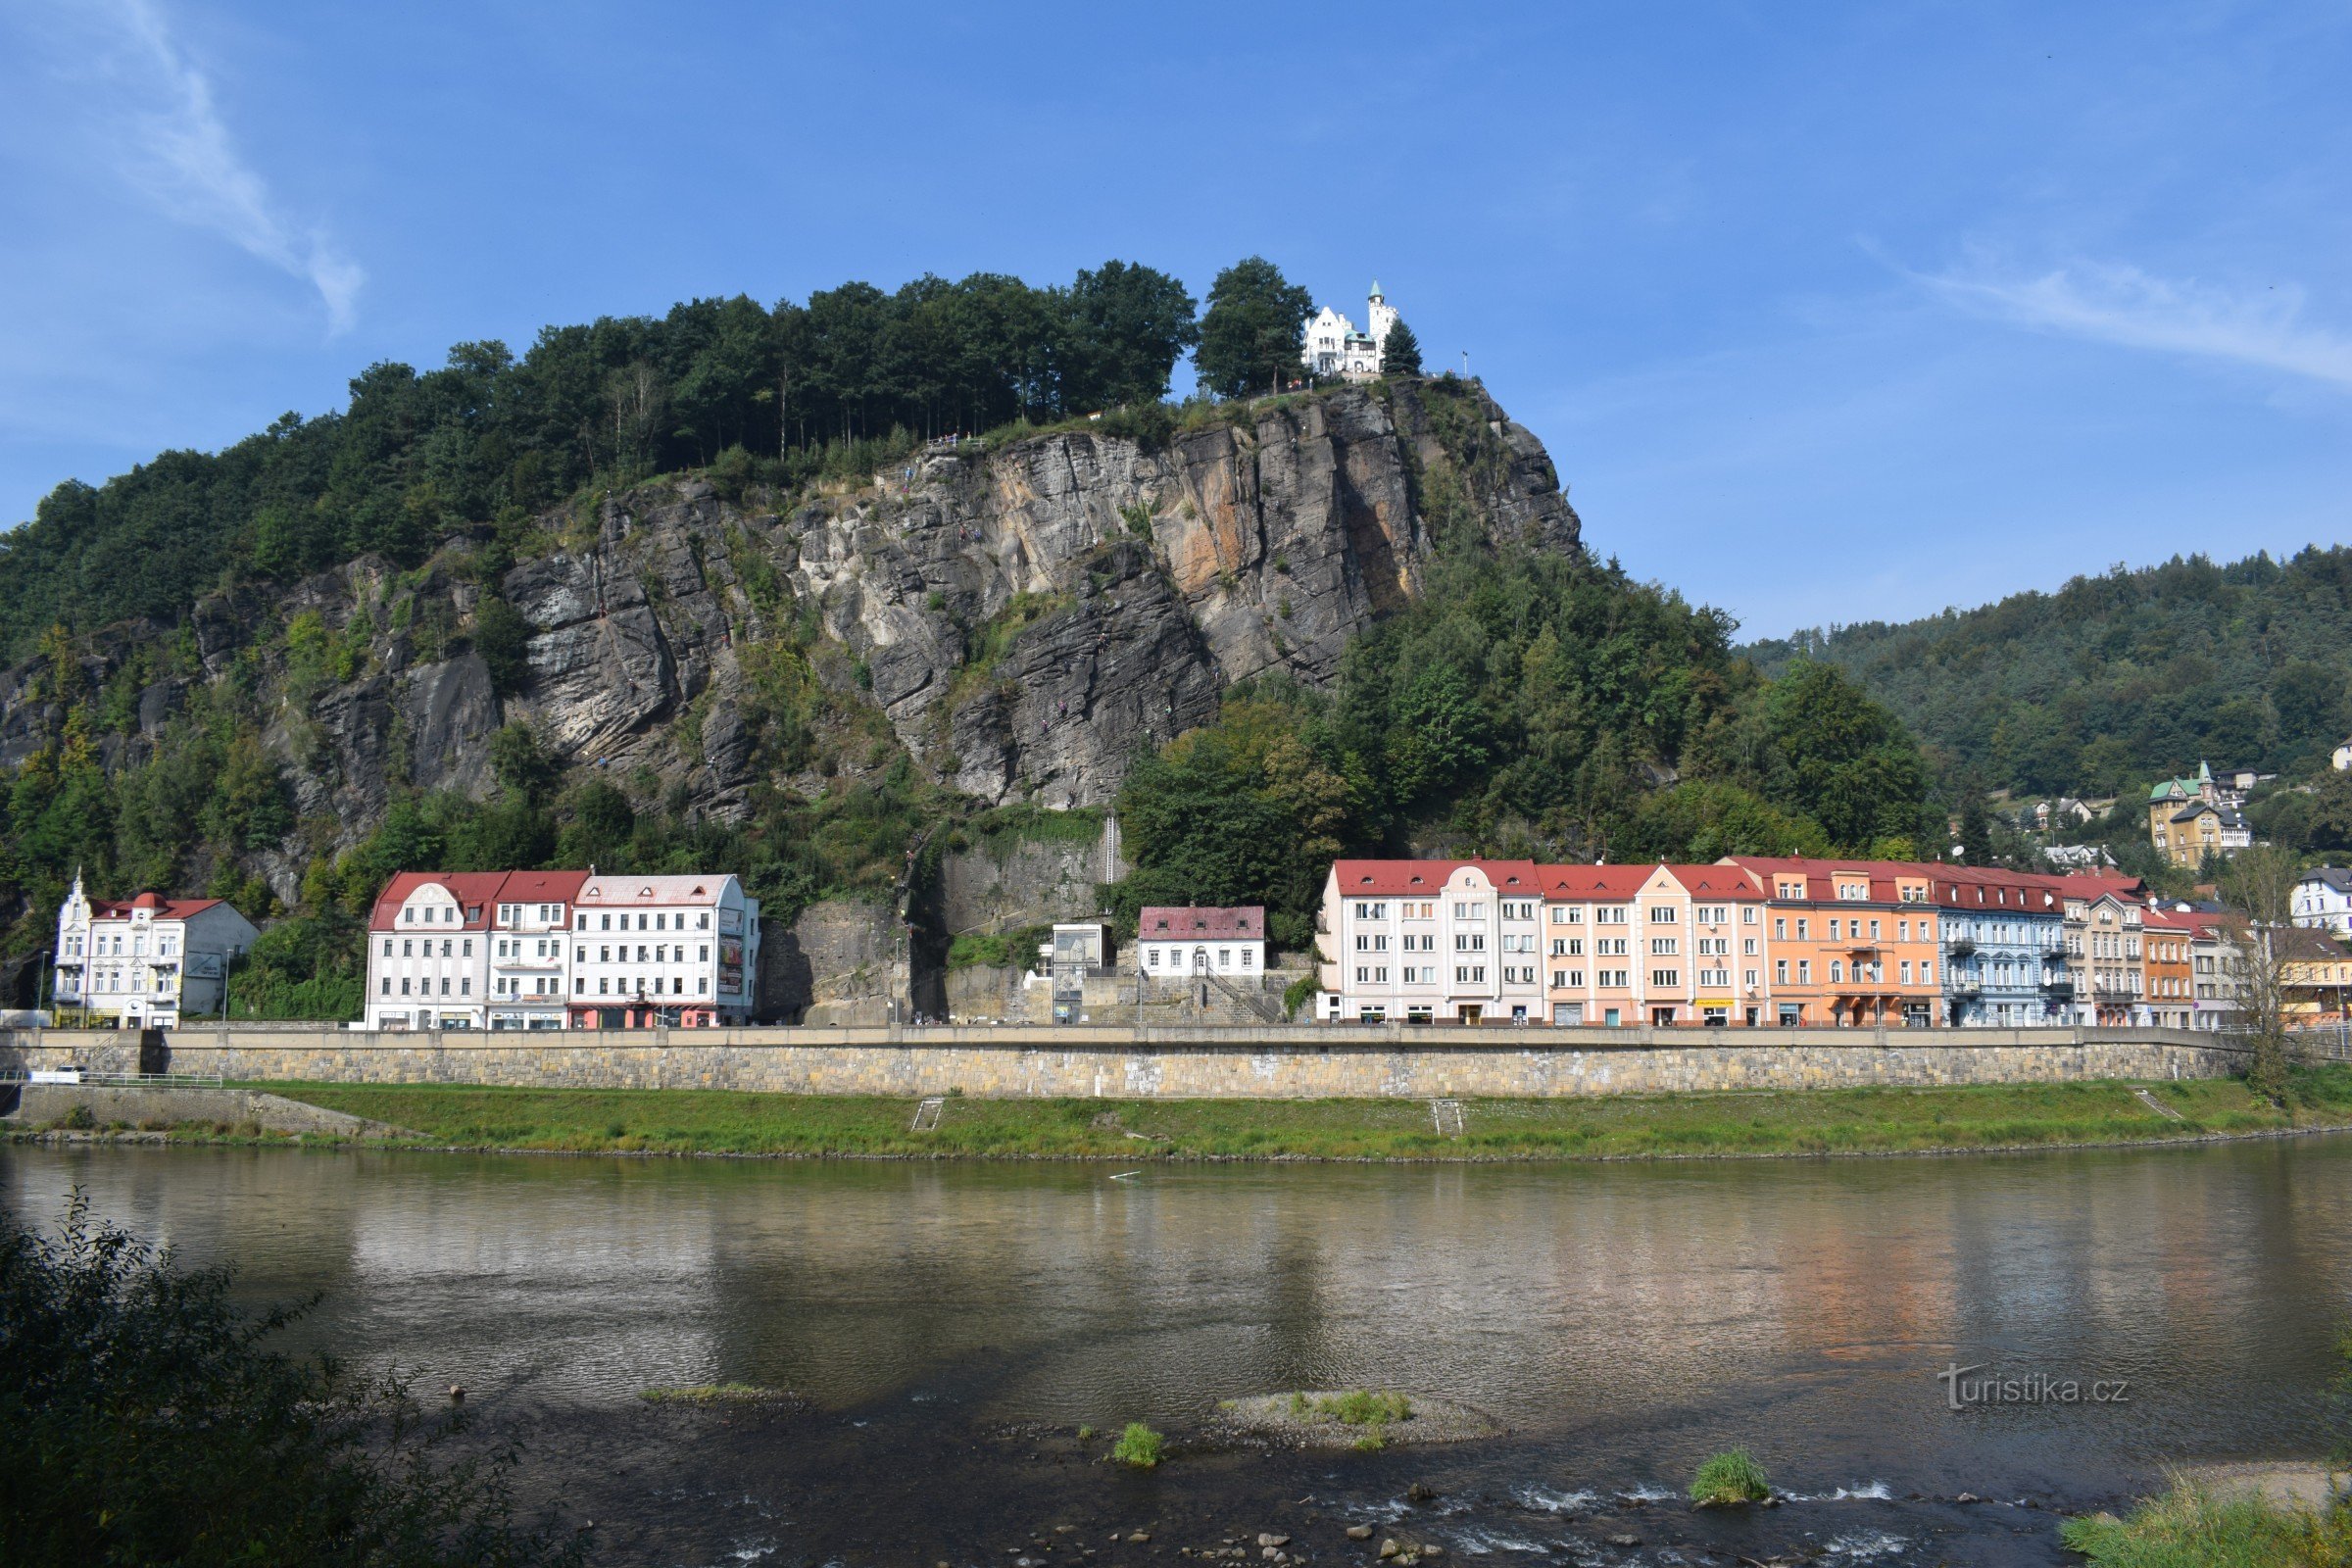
[1429,1099,1466,1138]
[909,1097,946,1132]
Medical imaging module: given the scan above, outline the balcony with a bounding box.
[1945,934,1977,956]
[2042,976,2076,995]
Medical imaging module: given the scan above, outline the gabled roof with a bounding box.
[1532,864,1658,898]
[1719,856,1933,905]
[1138,906,1264,940]
[1328,859,1542,896]
[2275,925,2349,966]
[577,873,738,906]
[368,871,512,931]
[498,869,591,904]
[89,892,225,922]
[2300,866,2352,896]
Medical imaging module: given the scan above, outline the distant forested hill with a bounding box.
[1746,548,2352,795]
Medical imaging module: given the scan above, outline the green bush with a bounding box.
[1319,1389,1412,1426]
[2060,1482,2352,1566]
[1690,1447,1771,1505]
[0,1199,581,1567]
[1110,1421,1164,1468]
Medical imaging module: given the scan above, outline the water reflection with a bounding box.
[8,1139,2352,1497]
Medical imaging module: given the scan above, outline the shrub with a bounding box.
[0,1199,582,1567]
[2060,1482,2352,1564]
[1320,1390,1412,1426]
[57,1103,96,1132]
[1690,1448,1771,1505]
[1282,975,1319,1019]
[1110,1421,1164,1468]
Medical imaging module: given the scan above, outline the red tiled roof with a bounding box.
[497,869,591,904]
[1328,859,1543,895]
[368,871,514,931]
[1530,863,1765,899]
[89,892,224,921]
[1138,906,1264,940]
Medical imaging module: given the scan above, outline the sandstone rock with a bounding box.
[0,380,1581,887]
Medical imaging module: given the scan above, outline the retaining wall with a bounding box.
[0,1024,2250,1100]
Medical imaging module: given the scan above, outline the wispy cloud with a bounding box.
[58,0,363,332]
[1913,257,2352,389]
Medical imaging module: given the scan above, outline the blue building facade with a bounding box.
[1935,869,2071,1027]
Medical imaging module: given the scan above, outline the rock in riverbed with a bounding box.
[1215,1392,1501,1448]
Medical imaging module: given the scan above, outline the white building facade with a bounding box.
[1136,906,1266,978]
[364,871,508,1031]
[567,873,760,1029]
[1300,282,1399,382]
[1317,859,1547,1023]
[52,875,259,1029]
[364,868,758,1030]
[2293,867,2352,939]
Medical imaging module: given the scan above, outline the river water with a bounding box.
[7,1138,2349,1566]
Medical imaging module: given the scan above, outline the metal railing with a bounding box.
[0,1070,226,1089]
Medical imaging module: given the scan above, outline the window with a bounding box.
[576,977,586,994]
[1651,969,1679,988]
[1900,960,1913,984]
[1242,950,1253,968]
[1796,919,1810,940]
[1776,959,1788,984]
[1742,906,1757,925]
[461,978,469,995]
[1649,938,1678,956]
[1773,918,1787,941]
[1651,906,1676,923]
[381,978,390,995]
[1922,961,1934,984]
[698,977,709,994]
[463,939,471,956]
[1797,960,1812,984]
[382,938,393,956]
[700,913,710,929]
[578,914,588,930]
[1870,919,1882,941]
[1830,961,1844,983]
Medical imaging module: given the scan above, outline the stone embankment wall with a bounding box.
[0,1025,2248,1099]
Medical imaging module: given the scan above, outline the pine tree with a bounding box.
[1380,317,1423,377]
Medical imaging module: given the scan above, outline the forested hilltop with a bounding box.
[1748,548,2352,798]
[0,258,1932,1014]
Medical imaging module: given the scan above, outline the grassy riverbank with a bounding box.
[144,1064,2352,1160]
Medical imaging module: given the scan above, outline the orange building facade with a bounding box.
[1726,858,1942,1028]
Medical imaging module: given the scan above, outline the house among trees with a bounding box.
[2147,763,2255,867]
[1300,282,1401,382]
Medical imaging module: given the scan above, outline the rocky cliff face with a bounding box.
[0,379,1579,894]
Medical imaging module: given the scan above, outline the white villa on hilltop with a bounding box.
[1302,281,1400,382]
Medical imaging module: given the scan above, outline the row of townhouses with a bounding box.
[1314,857,2246,1031]
[363,869,760,1031]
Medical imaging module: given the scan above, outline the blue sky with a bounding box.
[2,1,2347,639]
